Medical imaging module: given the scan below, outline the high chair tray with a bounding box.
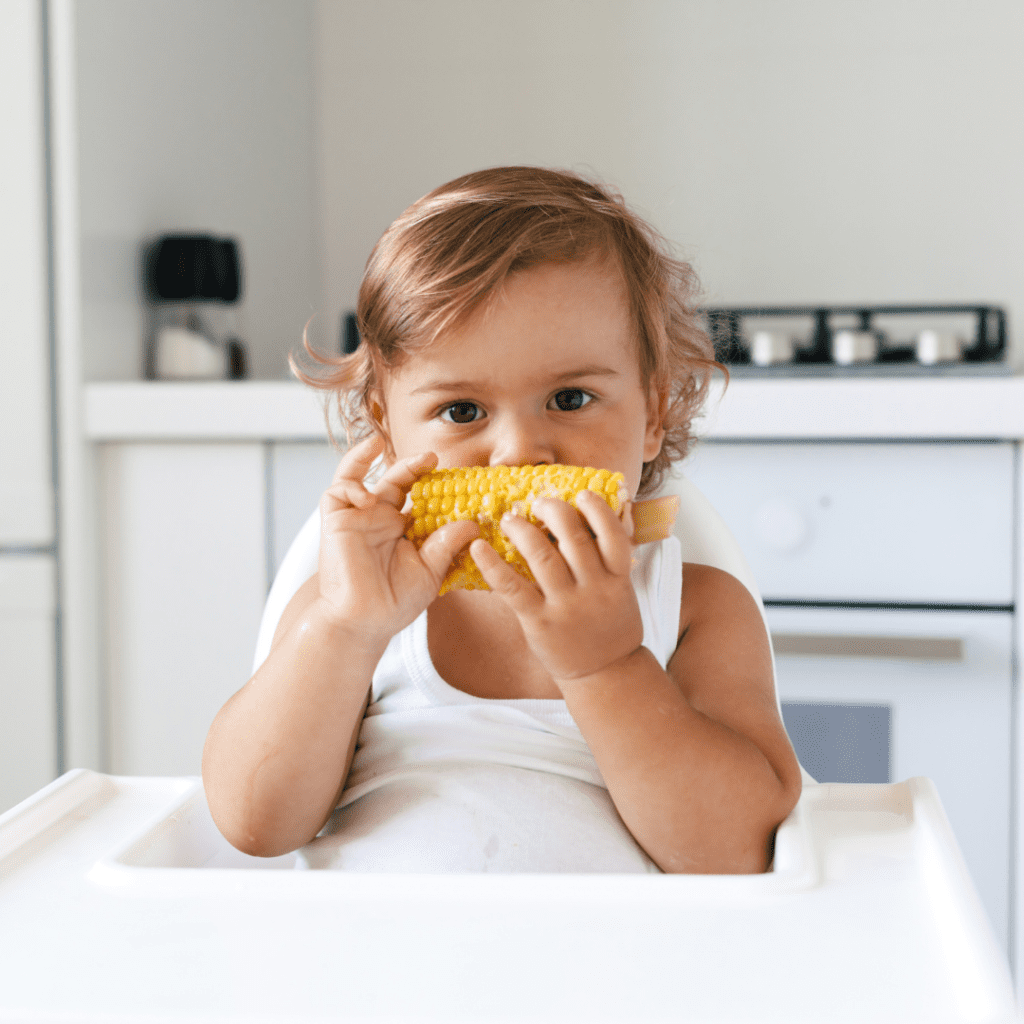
[0,771,1016,1023]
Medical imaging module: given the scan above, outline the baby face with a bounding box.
[380,257,665,500]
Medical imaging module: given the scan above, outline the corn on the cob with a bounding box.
[405,464,627,594]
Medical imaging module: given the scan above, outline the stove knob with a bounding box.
[832,330,878,366]
[751,330,795,366]
[754,499,810,553]
[916,330,963,365]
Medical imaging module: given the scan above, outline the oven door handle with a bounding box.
[770,633,963,661]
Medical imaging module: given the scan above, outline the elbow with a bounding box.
[226,828,298,861]
[202,763,309,860]
[664,763,803,876]
[772,744,805,827]
[751,760,803,873]
[205,794,307,859]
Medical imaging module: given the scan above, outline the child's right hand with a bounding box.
[315,435,479,646]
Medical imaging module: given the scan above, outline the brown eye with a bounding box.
[552,389,591,412]
[442,402,482,424]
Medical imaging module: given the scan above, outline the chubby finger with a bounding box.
[575,489,633,576]
[369,451,437,509]
[498,511,575,591]
[322,476,378,512]
[528,497,602,582]
[332,433,386,486]
[418,519,481,584]
[321,498,405,544]
[470,537,544,613]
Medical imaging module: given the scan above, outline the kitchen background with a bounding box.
[3,0,1024,983]
[72,0,1024,380]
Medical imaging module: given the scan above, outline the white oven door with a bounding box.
[766,604,1013,953]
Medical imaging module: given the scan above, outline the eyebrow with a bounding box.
[409,364,621,397]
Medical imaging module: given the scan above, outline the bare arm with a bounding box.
[201,577,384,858]
[559,564,801,873]
[472,493,801,873]
[202,436,478,857]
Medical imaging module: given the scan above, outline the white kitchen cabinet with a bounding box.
[0,0,53,547]
[269,441,339,576]
[680,440,1014,604]
[0,0,58,812]
[0,557,57,813]
[95,440,339,780]
[99,443,266,776]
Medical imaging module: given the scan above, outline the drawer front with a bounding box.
[679,441,1014,604]
[765,605,1012,949]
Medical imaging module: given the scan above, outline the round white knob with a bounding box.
[751,330,795,366]
[916,330,962,365]
[832,330,878,366]
[754,499,809,552]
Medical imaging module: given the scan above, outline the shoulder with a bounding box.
[671,561,776,725]
[677,562,765,646]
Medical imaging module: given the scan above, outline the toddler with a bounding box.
[203,167,802,873]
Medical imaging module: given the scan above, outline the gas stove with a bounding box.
[705,303,1010,376]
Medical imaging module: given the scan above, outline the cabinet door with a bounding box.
[0,0,53,546]
[270,441,341,576]
[681,441,1014,604]
[100,443,265,776]
[767,605,1012,952]
[0,556,56,813]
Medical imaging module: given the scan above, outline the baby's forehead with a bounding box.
[372,253,647,393]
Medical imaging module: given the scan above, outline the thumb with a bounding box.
[417,520,481,582]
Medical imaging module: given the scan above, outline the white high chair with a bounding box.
[0,477,1017,1022]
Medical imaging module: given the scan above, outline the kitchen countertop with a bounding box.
[83,376,1024,441]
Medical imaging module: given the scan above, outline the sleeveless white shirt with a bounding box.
[296,536,682,872]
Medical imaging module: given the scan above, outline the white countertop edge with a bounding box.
[699,376,1024,439]
[84,377,1024,441]
[85,381,334,441]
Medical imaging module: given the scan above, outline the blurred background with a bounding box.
[69,0,1024,379]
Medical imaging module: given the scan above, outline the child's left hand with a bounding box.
[469,491,643,685]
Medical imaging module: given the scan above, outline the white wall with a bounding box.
[75,0,319,381]
[314,0,1024,363]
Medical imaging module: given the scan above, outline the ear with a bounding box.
[643,386,668,462]
[368,391,396,464]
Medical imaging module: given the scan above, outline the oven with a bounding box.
[681,439,1016,955]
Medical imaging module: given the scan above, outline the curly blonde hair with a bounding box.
[292,166,721,497]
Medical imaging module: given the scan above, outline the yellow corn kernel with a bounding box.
[405,464,628,594]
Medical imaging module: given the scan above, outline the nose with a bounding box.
[487,412,557,468]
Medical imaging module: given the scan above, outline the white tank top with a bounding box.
[296,537,683,872]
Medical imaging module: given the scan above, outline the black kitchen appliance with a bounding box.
[144,234,247,379]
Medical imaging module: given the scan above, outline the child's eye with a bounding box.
[550,389,593,412]
[441,401,484,424]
